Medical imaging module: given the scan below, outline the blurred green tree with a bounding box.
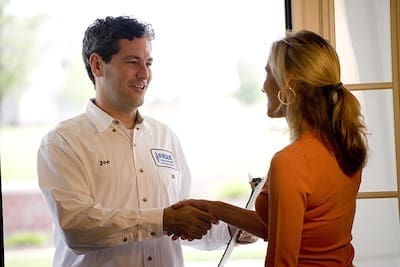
[233,59,263,105]
[56,52,94,113]
[0,0,43,124]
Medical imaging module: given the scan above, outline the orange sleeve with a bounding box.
[266,151,312,266]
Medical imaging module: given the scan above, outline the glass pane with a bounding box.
[2,0,286,266]
[334,0,391,83]
[353,89,397,191]
[353,198,400,266]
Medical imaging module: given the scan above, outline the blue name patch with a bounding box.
[151,149,176,169]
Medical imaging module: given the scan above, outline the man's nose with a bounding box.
[137,64,150,79]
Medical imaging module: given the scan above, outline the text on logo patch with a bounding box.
[151,149,176,169]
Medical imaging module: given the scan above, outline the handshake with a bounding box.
[163,199,257,243]
[163,199,217,241]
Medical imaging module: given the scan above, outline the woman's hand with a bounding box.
[165,199,218,241]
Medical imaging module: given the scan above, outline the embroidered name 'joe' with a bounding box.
[151,149,177,169]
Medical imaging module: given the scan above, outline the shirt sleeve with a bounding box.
[266,150,311,266]
[37,132,164,254]
[181,221,231,250]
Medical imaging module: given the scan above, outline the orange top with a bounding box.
[255,131,361,267]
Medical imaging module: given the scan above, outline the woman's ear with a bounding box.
[287,79,297,90]
[89,53,104,78]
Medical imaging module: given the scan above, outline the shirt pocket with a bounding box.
[156,167,181,203]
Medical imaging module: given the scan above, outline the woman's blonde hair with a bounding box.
[268,30,368,175]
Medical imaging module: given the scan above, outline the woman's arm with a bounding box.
[174,199,267,239]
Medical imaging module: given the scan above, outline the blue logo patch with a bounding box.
[151,149,176,169]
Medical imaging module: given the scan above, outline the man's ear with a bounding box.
[89,53,104,77]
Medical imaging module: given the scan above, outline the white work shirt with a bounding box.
[38,100,229,267]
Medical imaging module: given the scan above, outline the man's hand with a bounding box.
[172,199,213,215]
[163,205,218,241]
[174,200,259,244]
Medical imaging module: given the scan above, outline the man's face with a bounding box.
[95,37,153,113]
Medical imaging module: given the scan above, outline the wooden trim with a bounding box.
[357,191,399,199]
[292,0,322,34]
[293,0,400,219]
[345,82,393,91]
[292,0,307,32]
[291,0,335,43]
[323,0,336,44]
[390,0,400,220]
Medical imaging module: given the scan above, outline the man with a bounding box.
[37,16,230,267]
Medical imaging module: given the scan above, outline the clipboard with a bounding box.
[217,176,265,267]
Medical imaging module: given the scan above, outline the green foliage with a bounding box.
[216,180,249,199]
[56,53,94,110]
[0,124,50,181]
[0,0,44,105]
[233,59,263,105]
[5,258,52,267]
[4,231,50,248]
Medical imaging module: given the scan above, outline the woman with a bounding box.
[175,30,368,266]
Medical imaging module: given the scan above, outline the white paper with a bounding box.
[217,177,265,267]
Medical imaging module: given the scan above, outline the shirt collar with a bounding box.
[86,99,144,133]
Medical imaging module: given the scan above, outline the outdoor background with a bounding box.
[0,0,287,266]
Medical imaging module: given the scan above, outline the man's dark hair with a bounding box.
[82,16,155,84]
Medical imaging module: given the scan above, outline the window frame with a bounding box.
[290,0,400,206]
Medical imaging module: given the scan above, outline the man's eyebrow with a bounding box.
[123,56,140,60]
[123,56,153,62]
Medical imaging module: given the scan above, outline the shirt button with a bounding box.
[112,128,116,132]
[151,232,156,236]
[139,168,144,173]
[113,120,119,124]
[136,127,140,130]
[123,237,127,242]
[171,174,175,179]
[147,256,152,261]
[142,197,147,202]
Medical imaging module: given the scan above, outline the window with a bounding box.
[1,0,286,265]
[291,0,400,265]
